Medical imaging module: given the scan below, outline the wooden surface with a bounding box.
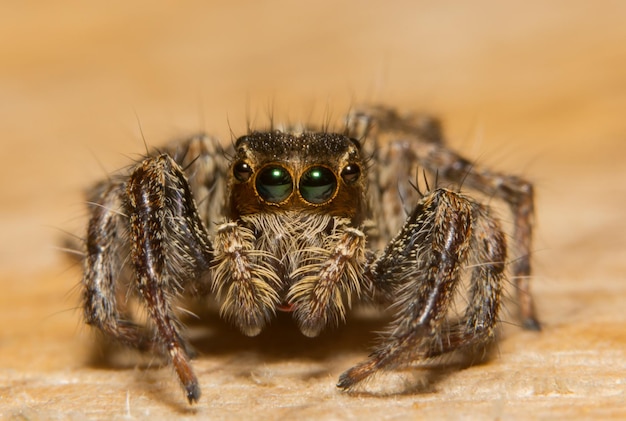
[1,1,626,419]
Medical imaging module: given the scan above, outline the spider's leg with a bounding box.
[126,154,213,403]
[348,105,539,330]
[338,188,506,389]
[83,181,153,350]
[162,133,230,232]
[422,148,537,330]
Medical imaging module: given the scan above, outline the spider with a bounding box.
[81,105,539,404]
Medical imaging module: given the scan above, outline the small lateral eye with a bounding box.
[256,165,293,203]
[341,164,360,184]
[233,161,253,182]
[299,166,337,204]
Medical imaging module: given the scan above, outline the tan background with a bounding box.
[1,1,625,419]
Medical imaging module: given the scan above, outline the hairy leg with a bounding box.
[83,181,153,350]
[338,188,506,388]
[83,152,214,403]
[347,105,539,329]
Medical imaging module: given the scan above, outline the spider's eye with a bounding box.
[233,161,253,182]
[341,164,360,184]
[256,165,293,203]
[299,166,337,204]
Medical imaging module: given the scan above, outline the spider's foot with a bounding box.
[186,382,201,404]
[171,346,201,404]
[336,359,378,390]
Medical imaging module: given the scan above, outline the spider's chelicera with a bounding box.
[81,105,539,404]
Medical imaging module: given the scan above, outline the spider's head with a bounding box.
[227,131,367,224]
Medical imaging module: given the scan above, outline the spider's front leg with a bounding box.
[338,188,506,389]
[84,153,213,403]
[348,106,539,330]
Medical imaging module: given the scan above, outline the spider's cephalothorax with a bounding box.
[81,105,539,404]
[228,131,367,220]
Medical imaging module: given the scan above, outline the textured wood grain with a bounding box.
[1,1,625,419]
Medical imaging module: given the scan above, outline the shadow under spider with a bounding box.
[86,306,392,368]
[185,306,392,362]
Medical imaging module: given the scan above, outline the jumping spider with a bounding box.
[81,105,539,404]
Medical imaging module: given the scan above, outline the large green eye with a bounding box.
[299,166,337,204]
[256,165,293,203]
